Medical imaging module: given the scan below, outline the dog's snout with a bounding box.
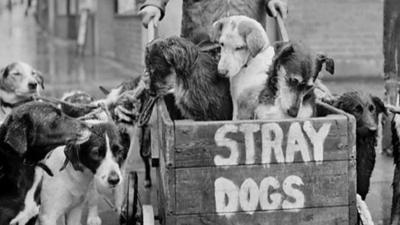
[28,82,37,90]
[218,68,229,76]
[287,107,299,118]
[107,171,120,186]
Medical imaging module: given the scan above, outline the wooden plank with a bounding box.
[174,206,349,225]
[174,161,349,215]
[156,99,176,215]
[346,114,357,225]
[174,117,348,168]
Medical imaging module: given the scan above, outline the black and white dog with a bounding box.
[0,102,89,225]
[255,41,334,119]
[39,122,128,225]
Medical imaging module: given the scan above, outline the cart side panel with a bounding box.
[174,116,348,168]
[174,206,349,225]
[175,160,349,215]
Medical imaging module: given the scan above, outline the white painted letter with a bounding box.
[259,177,282,210]
[214,124,239,166]
[303,121,331,162]
[215,177,239,217]
[239,124,260,165]
[239,178,259,214]
[261,123,285,164]
[282,175,305,210]
[286,123,310,163]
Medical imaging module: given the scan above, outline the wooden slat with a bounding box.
[346,113,357,225]
[156,99,176,215]
[175,161,349,215]
[174,118,348,168]
[174,206,350,225]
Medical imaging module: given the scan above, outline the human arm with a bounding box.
[138,0,169,28]
[265,0,288,19]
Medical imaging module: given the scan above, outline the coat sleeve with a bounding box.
[139,0,169,20]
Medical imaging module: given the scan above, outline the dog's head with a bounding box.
[334,92,387,136]
[0,62,44,101]
[64,122,127,188]
[267,41,334,117]
[213,16,270,77]
[0,102,90,161]
[145,37,200,96]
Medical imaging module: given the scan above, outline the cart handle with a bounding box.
[147,19,155,43]
[276,12,289,42]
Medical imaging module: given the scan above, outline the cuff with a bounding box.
[139,0,167,20]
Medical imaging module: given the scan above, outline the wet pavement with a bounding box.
[0,3,394,225]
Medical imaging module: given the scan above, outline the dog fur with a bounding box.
[145,36,233,121]
[0,102,89,225]
[0,62,44,124]
[391,112,400,224]
[39,122,127,225]
[333,92,386,201]
[256,41,335,119]
[213,15,274,120]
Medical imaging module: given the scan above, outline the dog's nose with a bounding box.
[28,82,37,90]
[287,107,299,118]
[107,171,120,186]
[218,68,229,76]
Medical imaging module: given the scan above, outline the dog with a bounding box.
[145,36,233,121]
[333,92,386,200]
[0,62,44,124]
[39,122,128,225]
[0,102,89,225]
[212,15,274,120]
[255,41,335,119]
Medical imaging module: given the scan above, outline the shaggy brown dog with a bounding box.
[145,36,233,121]
[333,92,386,201]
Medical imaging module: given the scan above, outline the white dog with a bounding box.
[39,122,127,225]
[213,15,274,120]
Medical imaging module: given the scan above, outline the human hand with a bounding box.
[138,5,161,28]
[267,0,288,19]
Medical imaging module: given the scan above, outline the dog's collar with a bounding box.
[0,97,33,108]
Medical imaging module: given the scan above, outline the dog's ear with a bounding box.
[273,41,294,61]
[316,54,335,76]
[63,143,84,171]
[99,86,110,95]
[212,18,228,41]
[34,71,45,90]
[0,64,11,78]
[238,20,268,57]
[371,96,388,116]
[3,113,31,155]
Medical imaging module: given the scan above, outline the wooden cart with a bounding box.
[124,98,357,225]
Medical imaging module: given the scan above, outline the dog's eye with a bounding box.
[90,147,100,157]
[219,42,224,47]
[235,46,245,51]
[369,105,375,112]
[288,78,299,85]
[12,72,21,76]
[355,105,363,114]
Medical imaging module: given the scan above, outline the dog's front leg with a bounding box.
[86,181,102,225]
[66,202,85,225]
[232,101,238,120]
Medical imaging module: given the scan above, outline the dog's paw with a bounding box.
[87,216,102,225]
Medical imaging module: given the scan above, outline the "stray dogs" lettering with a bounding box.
[213,121,331,216]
